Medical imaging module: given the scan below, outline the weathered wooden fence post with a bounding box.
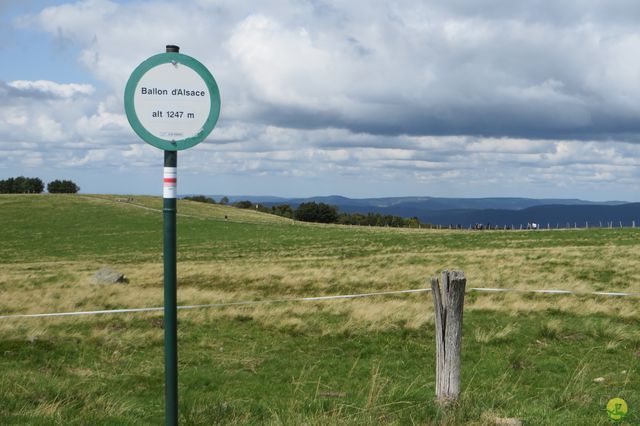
[431,270,466,406]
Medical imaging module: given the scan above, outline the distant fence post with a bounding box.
[431,270,466,406]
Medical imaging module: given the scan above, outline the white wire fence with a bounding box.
[0,286,637,320]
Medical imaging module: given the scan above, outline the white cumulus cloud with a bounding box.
[8,80,94,98]
[1,0,640,200]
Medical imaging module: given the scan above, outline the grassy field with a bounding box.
[0,194,638,424]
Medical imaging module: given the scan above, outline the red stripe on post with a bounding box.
[164,178,177,183]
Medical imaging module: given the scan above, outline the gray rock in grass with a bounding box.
[494,419,522,426]
[92,267,127,284]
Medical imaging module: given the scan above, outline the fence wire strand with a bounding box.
[0,286,638,320]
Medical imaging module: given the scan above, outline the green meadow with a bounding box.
[0,194,638,424]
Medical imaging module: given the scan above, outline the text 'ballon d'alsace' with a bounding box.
[124,52,221,150]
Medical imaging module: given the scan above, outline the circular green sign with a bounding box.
[124,52,221,151]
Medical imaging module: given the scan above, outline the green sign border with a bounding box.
[124,52,221,151]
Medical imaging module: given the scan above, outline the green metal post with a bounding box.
[163,43,180,426]
[163,149,178,425]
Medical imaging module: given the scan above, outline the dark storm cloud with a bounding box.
[249,95,640,141]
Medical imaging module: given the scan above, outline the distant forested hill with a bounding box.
[412,203,640,227]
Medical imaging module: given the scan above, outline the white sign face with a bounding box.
[133,63,211,140]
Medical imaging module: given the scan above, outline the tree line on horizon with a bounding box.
[184,195,427,228]
[0,176,80,194]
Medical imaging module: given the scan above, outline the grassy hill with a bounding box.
[0,194,638,424]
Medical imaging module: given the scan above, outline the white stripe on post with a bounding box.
[163,167,177,199]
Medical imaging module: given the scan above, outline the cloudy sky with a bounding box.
[2,0,640,200]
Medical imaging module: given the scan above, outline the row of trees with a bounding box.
[47,180,80,194]
[183,195,216,204]
[294,202,339,223]
[0,176,80,194]
[0,177,44,194]
[229,200,425,228]
[183,195,229,205]
[337,212,423,228]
